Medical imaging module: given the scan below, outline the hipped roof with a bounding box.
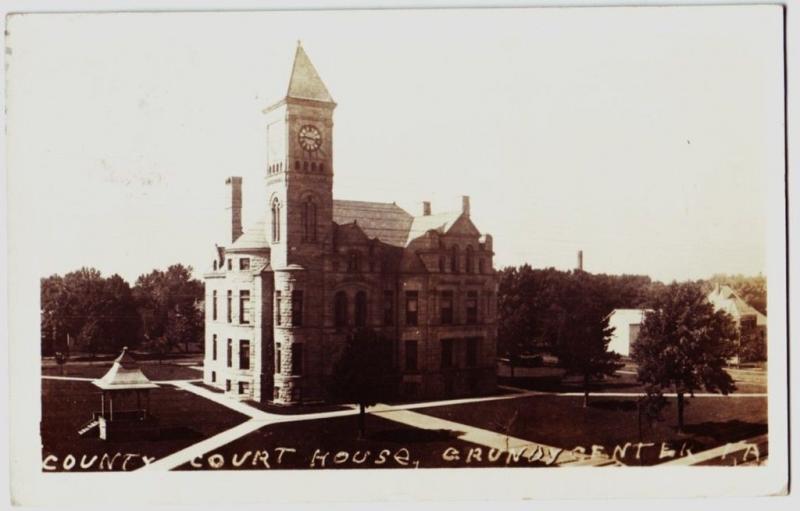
[92,348,159,391]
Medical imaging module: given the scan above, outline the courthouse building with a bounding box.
[203,44,498,405]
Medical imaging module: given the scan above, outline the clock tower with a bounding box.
[263,42,336,270]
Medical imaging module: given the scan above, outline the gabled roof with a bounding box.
[228,220,270,252]
[333,200,414,247]
[92,348,159,391]
[286,43,334,103]
[406,211,463,244]
[708,285,767,326]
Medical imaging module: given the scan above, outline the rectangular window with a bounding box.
[291,290,303,327]
[467,337,480,367]
[212,290,218,321]
[238,381,249,395]
[239,290,251,324]
[227,290,233,323]
[225,379,231,392]
[239,340,250,370]
[275,342,282,374]
[383,290,394,326]
[212,334,217,360]
[239,258,251,270]
[226,339,232,368]
[466,291,478,325]
[275,291,282,326]
[405,291,419,326]
[291,344,303,375]
[440,290,454,325]
[211,371,216,383]
[441,339,454,369]
[405,340,418,371]
[227,259,233,271]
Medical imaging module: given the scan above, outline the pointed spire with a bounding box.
[286,42,334,103]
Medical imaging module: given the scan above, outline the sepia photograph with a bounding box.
[4,1,791,505]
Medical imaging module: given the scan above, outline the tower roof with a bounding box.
[286,42,334,103]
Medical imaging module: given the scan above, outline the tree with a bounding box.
[631,282,738,431]
[330,328,397,438]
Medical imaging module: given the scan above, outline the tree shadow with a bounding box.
[368,427,464,444]
[682,420,767,443]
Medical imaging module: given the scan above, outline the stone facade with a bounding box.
[203,44,498,405]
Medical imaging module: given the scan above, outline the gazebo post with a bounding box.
[109,393,114,421]
[101,392,105,418]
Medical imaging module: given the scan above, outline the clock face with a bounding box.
[297,125,322,152]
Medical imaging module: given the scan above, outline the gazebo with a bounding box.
[79,347,160,440]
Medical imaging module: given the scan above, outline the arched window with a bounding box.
[301,197,317,242]
[355,291,368,327]
[271,198,281,243]
[451,245,459,273]
[466,245,475,273]
[334,291,348,328]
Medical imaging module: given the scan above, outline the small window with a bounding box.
[238,381,249,395]
[383,290,394,326]
[271,198,281,243]
[466,246,475,273]
[291,344,303,375]
[212,334,217,360]
[226,290,233,323]
[478,259,485,274]
[226,379,231,392]
[347,251,361,272]
[405,340,418,371]
[239,258,251,270]
[334,291,348,328]
[275,342,282,374]
[212,290,218,321]
[239,340,250,370]
[311,162,317,172]
[211,371,216,383]
[355,291,368,327]
[227,258,233,271]
[303,161,309,171]
[451,246,459,273]
[466,291,478,325]
[295,160,300,170]
[239,290,251,324]
[439,256,446,273]
[440,290,454,325]
[213,260,217,270]
[291,290,303,327]
[226,339,232,367]
[275,291,282,326]
[405,291,419,326]
[319,163,325,173]
[441,339,454,369]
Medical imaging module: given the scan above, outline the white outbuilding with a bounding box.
[607,309,651,357]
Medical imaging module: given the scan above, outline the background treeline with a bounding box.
[41,264,204,357]
[497,265,766,361]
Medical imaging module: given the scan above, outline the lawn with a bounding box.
[175,413,548,470]
[41,379,249,472]
[42,361,203,381]
[418,394,767,466]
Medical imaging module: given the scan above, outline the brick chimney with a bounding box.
[225,176,243,243]
[422,201,431,216]
[462,195,470,217]
[577,250,584,271]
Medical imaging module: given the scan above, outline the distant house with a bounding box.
[707,284,767,353]
[607,309,650,357]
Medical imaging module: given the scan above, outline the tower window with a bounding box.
[466,291,479,325]
[334,291,348,328]
[383,290,394,326]
[275,342,282,374]
[212,290,218,321]
[239,340,250,370]
[302,197,317,242]
[355,291,368,327]
[466,246,475,273]
[405,291,419,326]
[440,290,454,325]
[271,198,281,243]
[291,290,303,326]
[275,290,282,326]
[239,290,251,324]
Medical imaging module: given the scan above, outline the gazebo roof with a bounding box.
[92,347,159,391]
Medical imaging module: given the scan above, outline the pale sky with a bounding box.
[6,6,784,284]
